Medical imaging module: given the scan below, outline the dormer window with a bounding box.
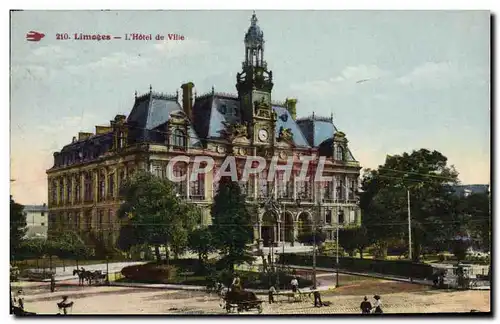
[171,128,186,149]
[220,104,227,114]
[335,145,344,161]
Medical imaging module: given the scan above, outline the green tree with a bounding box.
[117,170,198,262]
[188,226,216,264]
[211,175,255,271]
[297,227,327,246]
[338,226,369,258]
[452,238,471,262]
[459,193,491,252]
[10,196,26,258]
[360,149,460,261]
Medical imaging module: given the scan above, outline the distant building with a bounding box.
[452,184,489,198]
[23,204,48,239]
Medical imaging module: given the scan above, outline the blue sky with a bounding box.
[10,10,490,204]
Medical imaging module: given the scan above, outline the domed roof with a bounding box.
[244,12,264,47]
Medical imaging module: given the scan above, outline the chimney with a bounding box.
[95,125,112,135]
[285,98,297,120]
[181,82,194,120]
[78,132,93,141]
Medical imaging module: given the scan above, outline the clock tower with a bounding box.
[236,12,276,146]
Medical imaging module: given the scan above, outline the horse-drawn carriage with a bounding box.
[220,290,264,314]
[73,269,107,286]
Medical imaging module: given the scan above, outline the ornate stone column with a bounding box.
[292,220,298,246]
[276,220,281,244]
[113,168,119,198]
[345,174,349,201]
[80,173,85,202]
[71,175,75,205]
[103,169,108,201]
[93,170,99,203]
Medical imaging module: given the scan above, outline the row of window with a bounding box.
[50,170,129,205]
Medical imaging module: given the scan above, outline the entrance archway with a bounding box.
[297,211,312,238]
[261,211,276,247]
[283,212,294,243]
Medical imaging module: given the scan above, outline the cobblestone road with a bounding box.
[15,281,490,315]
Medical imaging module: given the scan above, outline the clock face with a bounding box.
[253,91,270,104]
[258,129,269,142]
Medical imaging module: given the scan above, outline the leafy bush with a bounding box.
[20,269,55,280]
[121,263,177,283]
[279,253,434,279]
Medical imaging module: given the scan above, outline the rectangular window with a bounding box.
[174,166,187,197]
[190,173,205,200]
[325,210,332,224]
[258,170,268,198]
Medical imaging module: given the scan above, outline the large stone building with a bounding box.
[46,13,362,252]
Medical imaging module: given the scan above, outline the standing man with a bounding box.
[360,296,372,314]
[290,276,299,293]
[268,285,276,304]
[312,287,323,307]
[50,275,56,293]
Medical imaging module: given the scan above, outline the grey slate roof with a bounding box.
[273,106,310,147]
[297,116,357,161]
[52,91,358,168]
[127,94,202,147]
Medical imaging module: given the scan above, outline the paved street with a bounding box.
[14,279,490,315]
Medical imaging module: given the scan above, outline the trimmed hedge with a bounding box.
[121,263,177,283]
[279,253,434,280]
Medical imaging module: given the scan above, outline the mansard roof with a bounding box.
[297,115,357,161]
[192,93,310,148]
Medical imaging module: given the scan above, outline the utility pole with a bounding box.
[407,189,412,260]
[336,220,339,287]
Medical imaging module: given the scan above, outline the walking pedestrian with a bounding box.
[373,295,383,314]
[290,276,299,293]
[17,290,25,310]
[50,275,56,293]
[312,287,322,307]
[268,285,276,304]
[360,296,372,314]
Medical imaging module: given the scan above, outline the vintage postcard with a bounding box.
[9,10,491,316]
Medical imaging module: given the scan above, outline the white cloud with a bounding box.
[153,39,210,58]
[290,64,390,96]
[397,61,487,89]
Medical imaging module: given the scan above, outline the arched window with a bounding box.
[171,129,186,149]
[335,145,344,161]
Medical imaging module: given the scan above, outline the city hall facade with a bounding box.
[46,14,362,252]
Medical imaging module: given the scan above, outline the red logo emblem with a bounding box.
[26,31,45,42]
